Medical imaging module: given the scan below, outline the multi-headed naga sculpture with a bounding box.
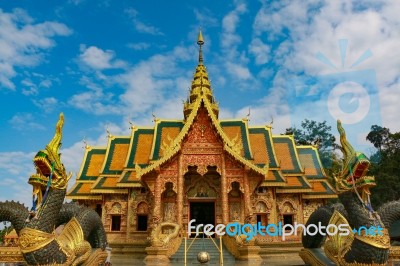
[301,120,400,265]
[0,113,109,265]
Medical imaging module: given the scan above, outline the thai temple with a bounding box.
[66,31,336,262]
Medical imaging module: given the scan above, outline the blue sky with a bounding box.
[0,0,399,208]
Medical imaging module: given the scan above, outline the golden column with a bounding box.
[153,174,162,223]
[221,154,228,224]
[243,168,252,220]
[177,156,184,225]
[127,189,132,238]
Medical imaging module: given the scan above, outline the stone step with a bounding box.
[170,238,236,264]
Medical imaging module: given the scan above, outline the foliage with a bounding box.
[366,125,390,151]
[285,121,400,207]
[284,119,341,186]
[0,226,13,244]
[285,120,337,152]
[367,125,400,207]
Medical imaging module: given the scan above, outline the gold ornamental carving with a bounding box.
[137,201,149,214]
[228,179,244,194]
[277,195,299,213]
[324,211,390,266]
[225,156,243,169]
[160,157,179,177]
[149,222,181,247]
[184,107,221,145]
[303,201,322,221]
[182,154,221,176]
[19,228,55,254]
[161,178,177,194]
[160,133,174,157]
[354,229,390,249]
[105,200,127,215]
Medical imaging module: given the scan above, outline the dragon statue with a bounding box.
[0,113,109,265]
[300,120,400,266]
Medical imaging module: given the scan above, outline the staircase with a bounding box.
[170,238,236,265]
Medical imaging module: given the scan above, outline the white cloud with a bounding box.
[0,151,35,207]
[20,73,58,95]
[125,8,163,36]
[60,141,86,179]
[68,0,84,5]
[124,48,191,109]
[21,78,39,95]
[0,8,71,89]
[379,83,400,132]
[248,38,270,65]
[226,62,251,80]
[8,113,46,131]
[194,8,219,27]
[68,85,120,115]
[127,42,151,51]
[221,3,247,50]
[0,151,35,176]
[70,44,194,117]
[39,79,53,88]
[215,1,264,92]
[79,45,125,70]
[250,0,400,135]
[32,97,59,113]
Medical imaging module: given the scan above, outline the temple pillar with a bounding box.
[271,188,278,224]
[221,155,228,224]
[177,156,183,225]
[298,194,304,224]
[243,169,252,220]
[153,176,162,224]
[127,189,132,239]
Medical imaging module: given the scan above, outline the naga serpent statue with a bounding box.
[301,120,400,266]
[0,113,109,265]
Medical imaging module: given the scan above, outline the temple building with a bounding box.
[67,32,336,261]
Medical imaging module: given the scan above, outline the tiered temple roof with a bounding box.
[67,31,336,200]
[67,121,335,199]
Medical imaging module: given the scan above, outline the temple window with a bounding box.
[256,214,268,227]
[111,215,121,231]
[283,214,293,227]
[137,215,148,231]
[257,187,268,194]
[137,201,149,231]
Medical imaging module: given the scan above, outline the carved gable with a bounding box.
[183,106,222,148]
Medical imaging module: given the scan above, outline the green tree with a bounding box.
[284,119,341,186]
[0,225,12,244]
[366,125,390,153]
[367,125,400,207]
[285,119,338,168]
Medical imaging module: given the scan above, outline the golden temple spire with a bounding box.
[197,30,204,64]
[183,30,219,120]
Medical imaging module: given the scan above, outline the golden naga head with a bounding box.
[29,113,72,201]
[335,120,375,194]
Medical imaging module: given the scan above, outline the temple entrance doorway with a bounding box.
[189,201,215,237]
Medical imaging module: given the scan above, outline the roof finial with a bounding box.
[106,125,112,138]
[197,29,204,64]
